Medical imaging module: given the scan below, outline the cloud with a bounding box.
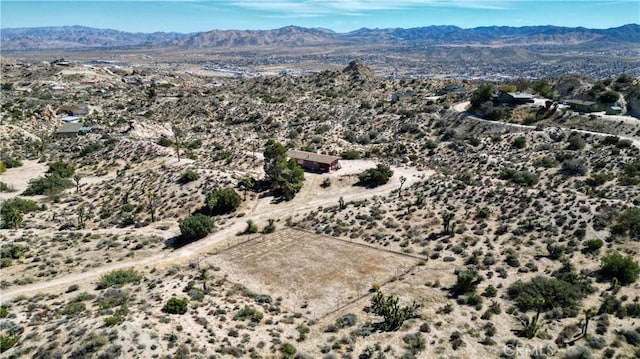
[229,0,509,17]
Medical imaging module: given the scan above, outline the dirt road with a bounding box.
[452,101,640,149]
[0,161,428,302]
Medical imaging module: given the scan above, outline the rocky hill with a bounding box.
[2,24,639,51]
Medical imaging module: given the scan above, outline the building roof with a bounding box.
[566,99,598,106]
[57,122,82,133]
[287,150,341,165]
[507,92,534,100]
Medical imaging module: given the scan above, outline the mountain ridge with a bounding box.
[1,24,638,51]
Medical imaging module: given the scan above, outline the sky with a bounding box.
[1,0,639,33]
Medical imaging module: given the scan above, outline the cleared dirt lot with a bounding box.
[209,228,420,318]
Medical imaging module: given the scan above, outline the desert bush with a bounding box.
[499,169,539,186]
[566,133,585,150]
[341,150,361,160]
[263,218,276,234]
[512,136,527,149]
[62,301,86,316]
[179,170,200,183]
[335,313,358,328]
[280,342,296,358]
[610,207,640,239]
[157,137,173,147]
[358,164,394,188]
[451,266,482,297]
[0,335,19,353]
[561,159,587,176]
[244,219,258,234]
[599,252,639,285]
[179,214,214,241]
[234,306,263,323]
[403,332,426,354]
[97,268,142,289]
[23,174,73,195]
[1,157,22,168]
[204,188,241,214]
[162,297,188,314]
[583,239,604,253]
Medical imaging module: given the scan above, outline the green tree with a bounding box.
[470,83,494,108]
[47,161,75,178]
[179,214,213,241]
[532,79,553,98]
[599,252,639,285]
[263,140,305,200]
[73,174,82,193]
[205,188,242,215]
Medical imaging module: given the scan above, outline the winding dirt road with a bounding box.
[0,161,428,303]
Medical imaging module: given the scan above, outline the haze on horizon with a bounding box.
[1,0,639,34]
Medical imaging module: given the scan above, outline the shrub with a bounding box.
[0,307,7,318]
[22,174,73,195]
[611,207,640,239]
[499,169,539,186]
[157,137,173,147]
[263,218,276,234]
[280,342,296,358]
[451,266,482,297]
[599,252,639,285]
[179,170,200,183]
[583,239,604,253]
[0,335,19,353]
[62,301,86,316]
[1,157,22,168]
[245,219,258,234]
[512,136,527,149]
[335,313,358,328]
[163,297,188,314]
[234,306,264,323]
[0,243,28,262]
[204,188,241,214]
[358,164,394,188]
[97,268,142,289]
[179,214,214,241]
[561,159,587,176]
[341,150,361,160]
[566,133,585,150]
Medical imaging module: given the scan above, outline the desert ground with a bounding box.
[0,56,639,359]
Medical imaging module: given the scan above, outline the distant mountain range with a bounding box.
[1,24,639,51]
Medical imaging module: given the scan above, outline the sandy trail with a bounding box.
[0,161,428,302]
[0,160,48,200]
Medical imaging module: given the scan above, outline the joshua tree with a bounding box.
[339,196,346,210]
[442,212,455,234]
[147,191,158,222]
[582,307,597,337]
[172,125,183,162]
[200,268,209,293]
[73,174,82,193]
[521,297,545,338]
[399,176,407,194]
[77,205,86,229]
